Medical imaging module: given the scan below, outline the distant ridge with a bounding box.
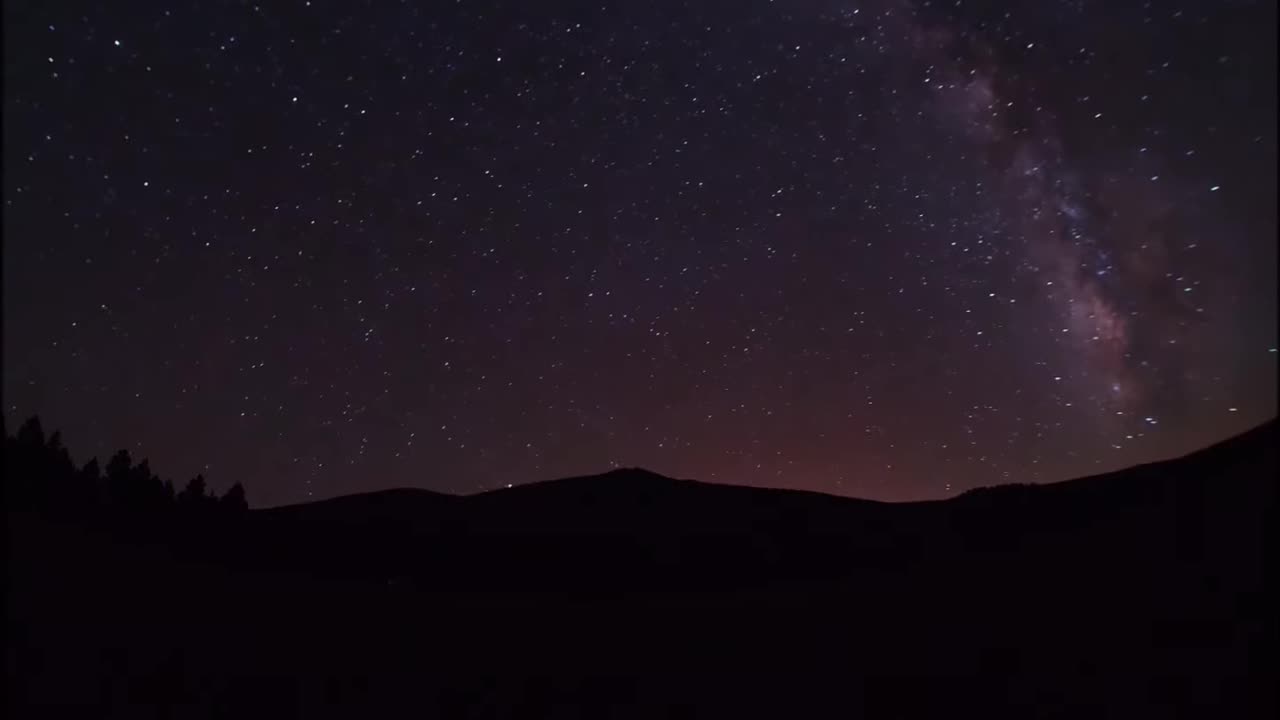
[264,418,1277,516]
[961,418,1277,499]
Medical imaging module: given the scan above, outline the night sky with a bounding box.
[3,0,1275,508]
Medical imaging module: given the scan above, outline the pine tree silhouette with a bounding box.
[80,457,101,484]
[16,415,45,448]
[179,474,209,508]
[5,414,251,531]
[46,431,75,476]
[128,459,168,511]
[106,449,132,484]
[105,449,134,510]
[220,482,249,513]
[77,457,102,509]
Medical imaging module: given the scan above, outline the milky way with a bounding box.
[3,0,1275,506]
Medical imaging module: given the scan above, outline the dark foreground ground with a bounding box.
[6,422,1276,718]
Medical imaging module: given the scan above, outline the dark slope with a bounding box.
[260,486,459,534]
[236,421,1274,590]
[244,466,918,588]
[268,465,894,533]
[264,418,1275,538]
[7,421,1276,719]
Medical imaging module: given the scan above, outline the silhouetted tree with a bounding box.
[16,416,45,448]
[220,482,248,513]
[6,415,250,539]
[7,422,42,501]
[46,431,74,472]
[179,474,209,507]
[8,417,76,505]
[106,449,132,485]
[127,458,168,511]
[78,457,103,506]
[130,458,152,484]
[104,449,135,509]
[80,457,101,483]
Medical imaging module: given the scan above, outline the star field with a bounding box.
[3,0,1275,507]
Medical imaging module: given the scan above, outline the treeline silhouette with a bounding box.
[4,415,247,534]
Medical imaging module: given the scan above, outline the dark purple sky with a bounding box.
[4,0,1275,507]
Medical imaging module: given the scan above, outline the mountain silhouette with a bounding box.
[7,420,1275,719]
